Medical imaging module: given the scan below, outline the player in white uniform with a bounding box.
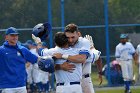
[82,35,102,93]
[54,24,102,93]
[32,32,89,93]
[40,42,50,93]
[24,40,35,93]
[115,34,136,93]
[29,42,43,92]
[135,44,140,82]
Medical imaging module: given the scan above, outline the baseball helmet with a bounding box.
[32,22,51,41]
[38,57,54,73]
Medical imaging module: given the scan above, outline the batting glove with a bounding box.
[32,34,41,44]
[84,35,94,48]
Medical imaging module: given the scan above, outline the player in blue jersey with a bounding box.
[0,27,45,93]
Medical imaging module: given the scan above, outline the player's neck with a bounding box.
[61,44,69,48]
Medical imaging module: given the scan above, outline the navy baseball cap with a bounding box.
[5,27,19,35]
[120,34,128,39]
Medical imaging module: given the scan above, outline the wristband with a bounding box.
[62,54,69,60]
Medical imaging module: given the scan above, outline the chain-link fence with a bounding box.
[0,0,140,91]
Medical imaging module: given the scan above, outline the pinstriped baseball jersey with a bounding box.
[115,42,135,61]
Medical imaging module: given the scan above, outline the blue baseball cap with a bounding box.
[5,27,19,35]
[120,34,128,39]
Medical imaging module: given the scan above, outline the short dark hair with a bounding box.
[64,23,79,33]
[54,32,68,47]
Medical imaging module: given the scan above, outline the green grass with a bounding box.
[91,62,139,86]
[90,63,140,93]
[95,88,140,93]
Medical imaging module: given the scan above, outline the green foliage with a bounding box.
[109,0,140,24]
[0,0,140,50]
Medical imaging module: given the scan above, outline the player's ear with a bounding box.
[77,31,82,37]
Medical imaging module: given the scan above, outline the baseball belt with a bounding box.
[56,82,80,86]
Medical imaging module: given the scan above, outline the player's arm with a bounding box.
[95,57,103,74]
[55,62,76,72]
[90,47,103,85]
[130,43,137,64]
[54,38,90,63]
[95,57,103,85]
[53,53,87,63]
[115,46,121,61]
[54,53,87,72]
[133,52,137,65]
[134,46,140,64]
[32,34,42,48]
[54,50,89,71]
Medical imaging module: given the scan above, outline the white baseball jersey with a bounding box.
[115,42,135,80]
[42,46,83,93]
[26,48,38,84]
[71,37,95,75]
[85,48,101,74]
[136,44,140,75]
[115,42,135,61]
[43,46,82,83]
[39,48,49,84]
[26,62,33,84]
[75,37,98,93]
[30,48,42,83]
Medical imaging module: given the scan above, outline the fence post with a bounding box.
[104,0,111,86]
[48,0,55,91]
[61,0,65,32]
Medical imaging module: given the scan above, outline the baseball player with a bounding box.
[24,40,35,93]
[82,35,102,93]
[54,24,102,93]
[30,42,50,93]
[32,32,89,93]
[115,34,136,93]
[135,44,140,82]
[39,42,50,93]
